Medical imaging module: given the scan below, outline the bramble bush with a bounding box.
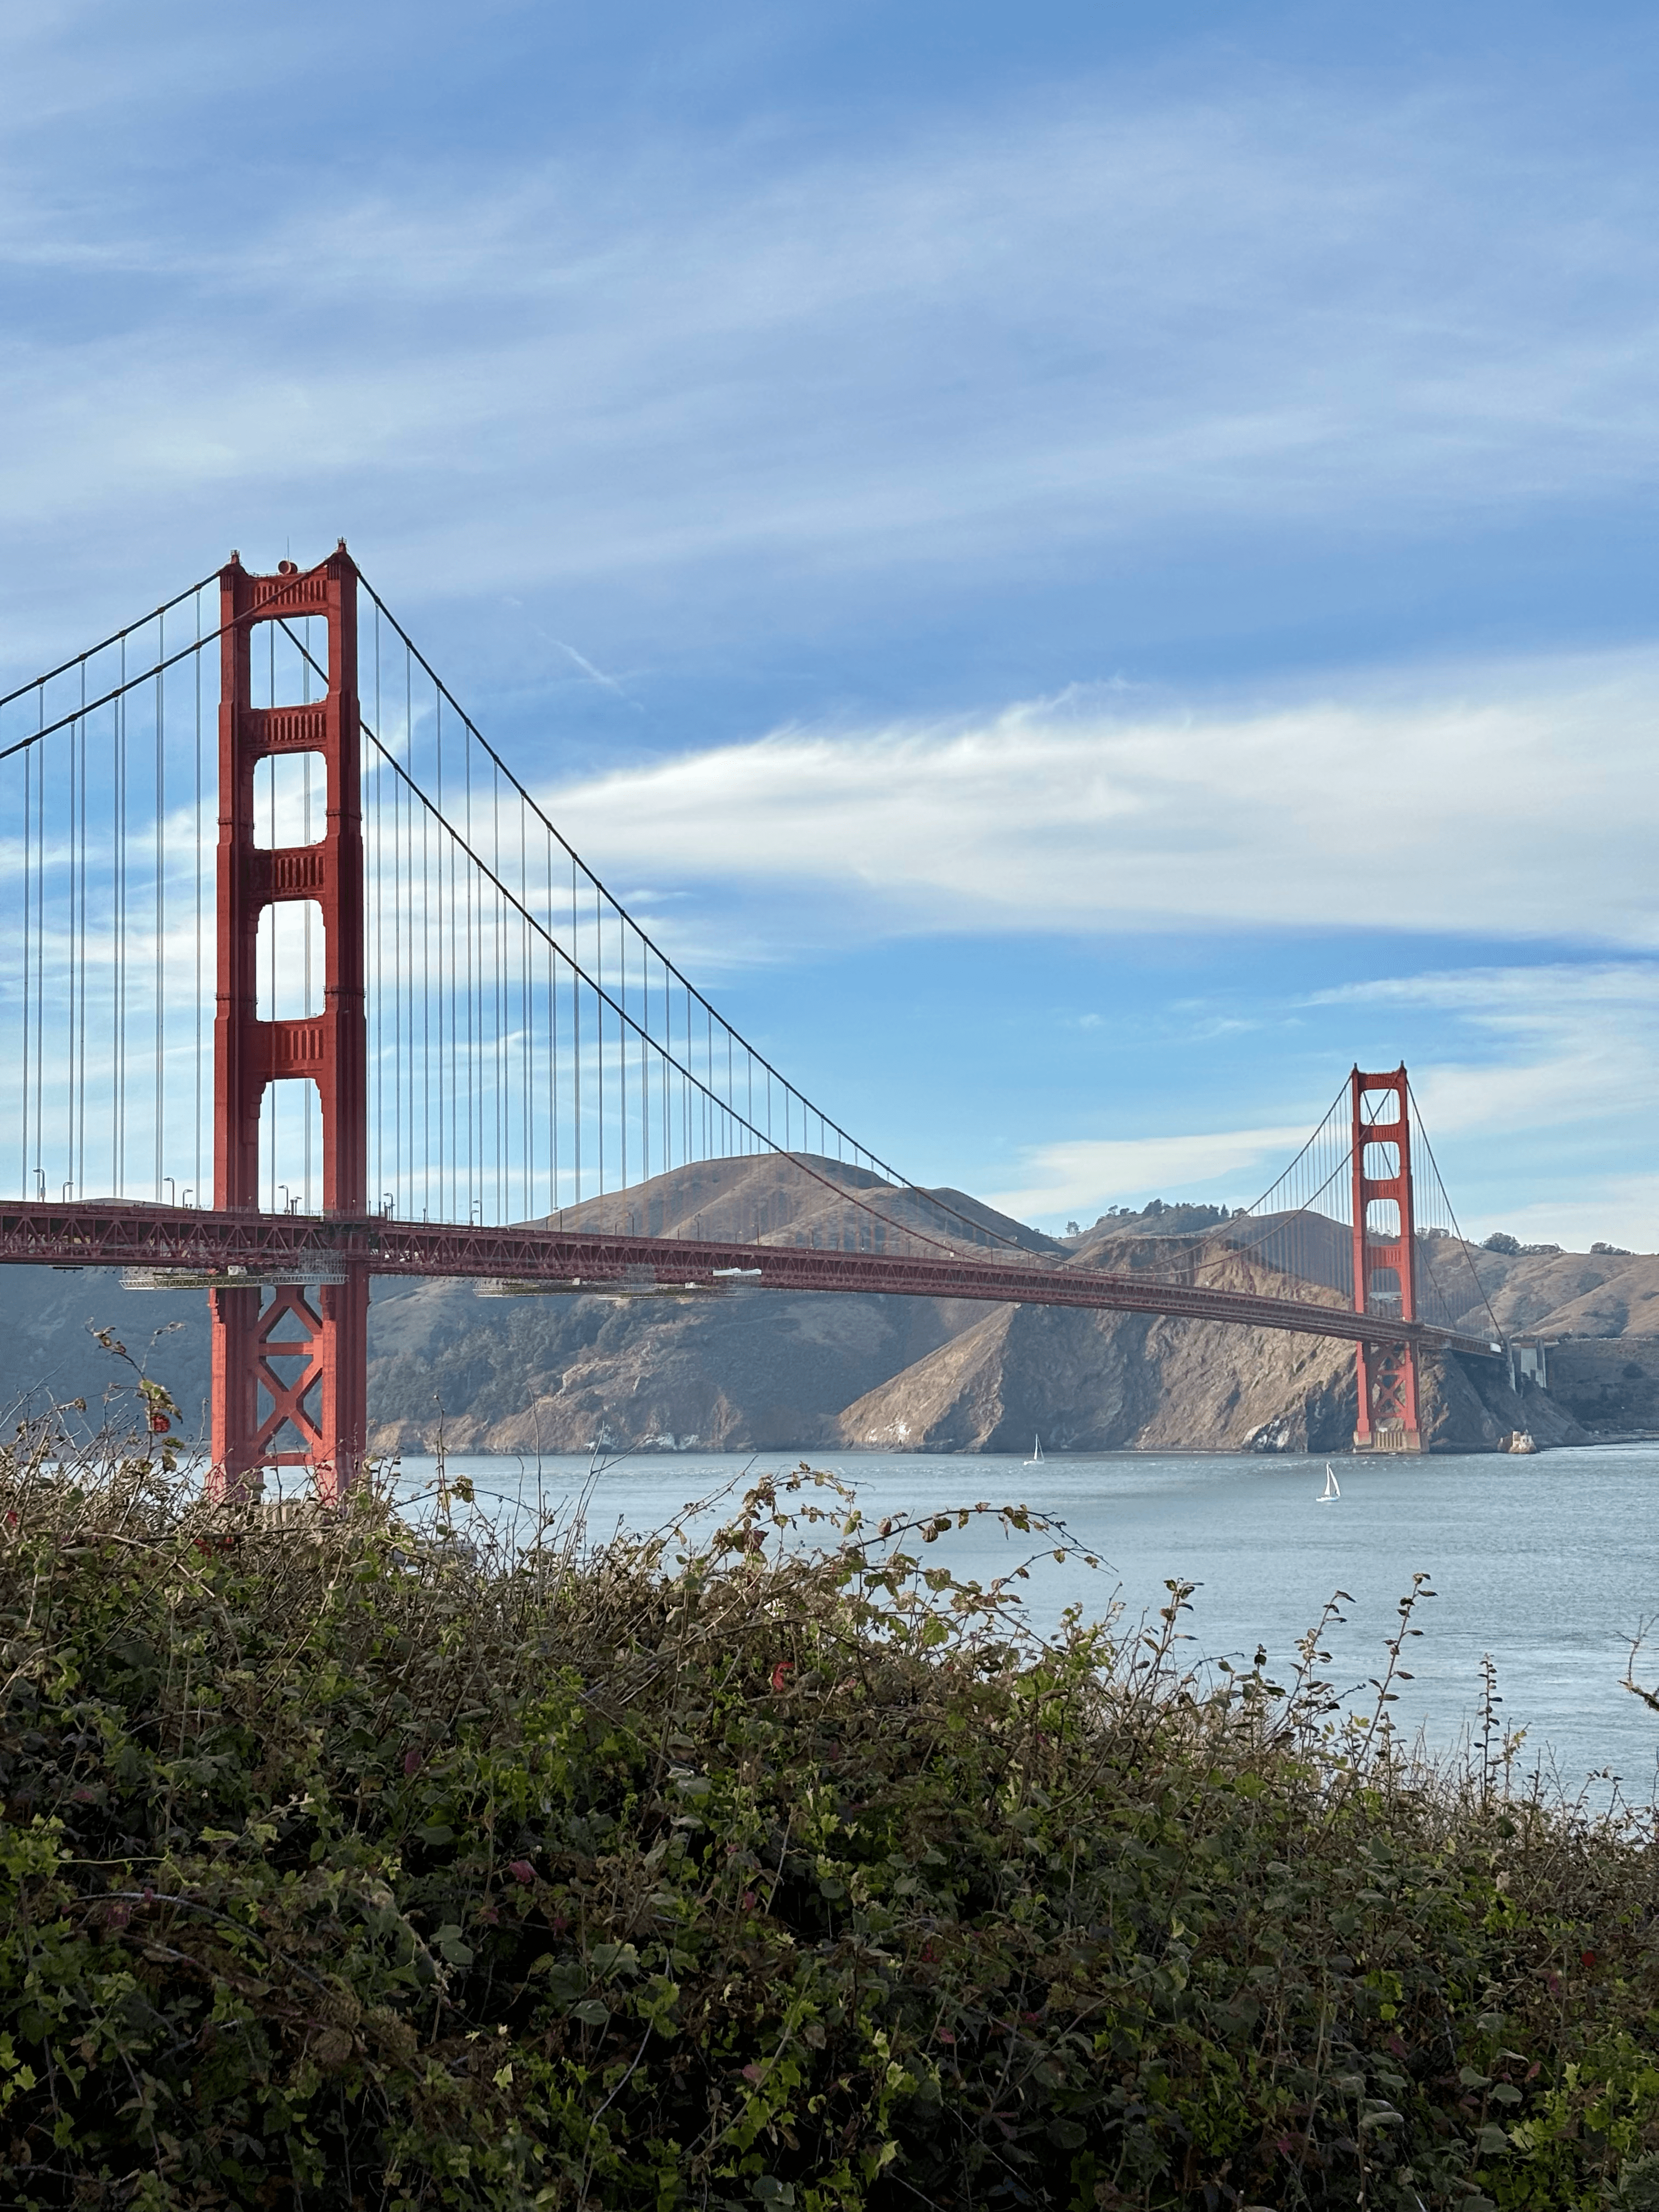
[2,1371,1658,2209]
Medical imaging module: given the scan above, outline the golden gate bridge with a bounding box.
[0,545,1503,1499]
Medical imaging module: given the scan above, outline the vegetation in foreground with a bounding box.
[2,1375,1659,2210]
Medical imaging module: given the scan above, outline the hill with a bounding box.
[1,1172,1651,1455]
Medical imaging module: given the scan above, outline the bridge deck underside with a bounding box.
[0,1202,1498,1358]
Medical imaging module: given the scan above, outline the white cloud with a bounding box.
[1479,1180,1659,1256]
[1302,961,1659,1247]
[979,961,1659,1238]
[539,653,1659,948]
[985,1126,1306,1221]
[2,44,1657,661]
[1313,964,1659,1136]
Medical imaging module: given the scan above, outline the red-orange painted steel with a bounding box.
[210,549,369,1503]
[1,1198,1499,1362]
[1349,1065,1423,1451]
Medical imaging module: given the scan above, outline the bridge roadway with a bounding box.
[0,1199,1502,1360]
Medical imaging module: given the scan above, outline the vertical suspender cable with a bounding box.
[371,600,382,1211]
[265,689,276,1208]
[592,871,601,1203]
[493,759,504,1220]
[555,827,571,1212]
[461,713,473,1216]
[437,691,449,1218]
[420,737,431,1219]
[520,789,530,1220]
[495,760,504,1220]
[302,620,314,1211]
[641,943,650,1199]
[263,622,273,1206]
[154,617,165,1200]
[20,739,31,1196]
[33,704,44,1195]
[439,711,449,1216]
[392,617,403,1214]
[193,595,202,1204]
[618,898,626,1195]
[115,643,127,1197]
[77,668,87,1199]
[65,690,77,1199]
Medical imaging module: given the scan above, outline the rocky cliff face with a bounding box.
[1544,1336,1659,1433]
[837,1304,1358,1454]
[834,1300,1582,1456]
[363,1279,983,1457]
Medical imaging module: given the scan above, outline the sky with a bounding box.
[3,0,1657,1243]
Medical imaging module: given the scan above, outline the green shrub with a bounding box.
[1,1393,1657,2209]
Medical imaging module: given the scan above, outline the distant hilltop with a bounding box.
[1,1165,1654,1456]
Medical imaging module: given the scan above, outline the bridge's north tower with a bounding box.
[1349,1065,1422,1452]
[210,546,369,1503]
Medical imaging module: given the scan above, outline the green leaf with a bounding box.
[432,1924,473,1967]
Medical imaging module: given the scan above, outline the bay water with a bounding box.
[375,1442,1659,1797]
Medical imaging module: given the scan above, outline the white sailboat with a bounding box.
[1316,1462,1341,1503]
[1024,1433,1044,1466]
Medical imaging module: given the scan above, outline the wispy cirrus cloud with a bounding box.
[540,652,1659,950]
[1310,963,1659,1141]
[979,961,1659,1240]
[2,29,1658,668]
[4,4,1657,1255]
[984,1126,1307,1223]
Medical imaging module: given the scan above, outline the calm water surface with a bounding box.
[374,1444,1659,1794]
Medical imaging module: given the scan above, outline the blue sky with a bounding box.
[4,0,1657,1243]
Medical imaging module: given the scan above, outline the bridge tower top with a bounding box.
[215,543,364,1214]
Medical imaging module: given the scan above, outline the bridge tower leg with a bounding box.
[208,545,369,1506]
[1350,1064,1423,1454]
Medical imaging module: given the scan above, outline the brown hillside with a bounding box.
[835,1300,1581,1457]
[539,1152,1062,1257]
[0,1188,1646,1457]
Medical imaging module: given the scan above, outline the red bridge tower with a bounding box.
[209,546,368,1505]
[1350,1065,1422,1453]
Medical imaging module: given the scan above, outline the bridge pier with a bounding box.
[208,546,369,1505]
[1352,1339,1423,1453]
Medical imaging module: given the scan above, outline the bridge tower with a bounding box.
[1350,1065,1422,1453]
[209,546,368,1505]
